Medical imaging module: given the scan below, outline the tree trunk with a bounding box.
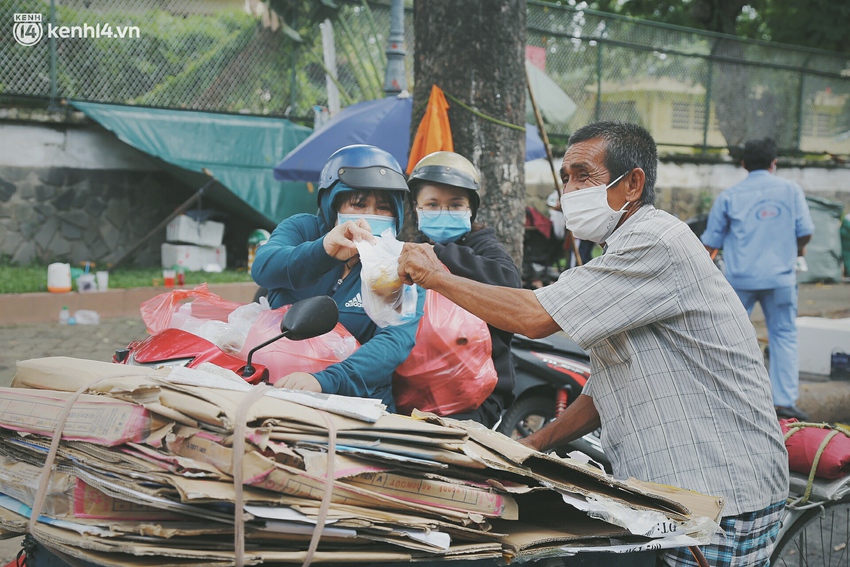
[412,0,527,265]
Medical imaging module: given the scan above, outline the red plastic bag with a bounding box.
[140,283,243,334]
[238,308,360,384]
[393,290,497,416]
[780,418,850,479]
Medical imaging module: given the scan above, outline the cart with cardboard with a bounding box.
[0,357,722,567]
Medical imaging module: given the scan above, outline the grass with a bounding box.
[0,264,254,294]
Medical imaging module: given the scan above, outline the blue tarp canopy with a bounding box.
[71,101,314,227]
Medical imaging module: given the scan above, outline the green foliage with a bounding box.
[588,0,850,54]
[0,258,253,295]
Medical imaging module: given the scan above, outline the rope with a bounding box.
[232,383,272,567]
[26,372,130,562]
[302,411,337,567]
[441,89,526,132]
[232,381,339,567]
[783,421,847,505]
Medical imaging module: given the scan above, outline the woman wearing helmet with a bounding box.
[407,151,522,427]
[252,144,425,411]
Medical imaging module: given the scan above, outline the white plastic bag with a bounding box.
[227,297,270,337]
[73,309,100,325]
[356,229,418,327]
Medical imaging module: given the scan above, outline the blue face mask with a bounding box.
[417,210,472,244]
[337,213,397,237]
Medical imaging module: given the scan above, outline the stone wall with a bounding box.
[0,166,188,266]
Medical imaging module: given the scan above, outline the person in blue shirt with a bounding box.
[701,138,814,420]
[407,151,522,428]
[251,144,424,412]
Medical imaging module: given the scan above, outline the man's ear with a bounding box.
[625,168,645,203]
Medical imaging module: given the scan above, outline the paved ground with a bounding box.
[0,282,848,563]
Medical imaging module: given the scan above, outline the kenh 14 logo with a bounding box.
[13,13,43,46]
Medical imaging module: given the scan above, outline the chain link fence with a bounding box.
[527,1,850,155]
[1,0,406,124]
[3,0,849,155]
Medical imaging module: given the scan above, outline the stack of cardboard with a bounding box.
[162,214,227,271]
[0,357,723,566]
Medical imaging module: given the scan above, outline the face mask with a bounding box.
[560,170,630,244]
[337,213,396,237]
[417,210,472,244]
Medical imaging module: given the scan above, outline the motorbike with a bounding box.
[113,295,340,386]
[498,332,608,467]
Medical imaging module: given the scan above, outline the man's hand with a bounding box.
[398,242,445,288]
[323,219,375,261]
[517,436,541,451]
[274,372,322,392]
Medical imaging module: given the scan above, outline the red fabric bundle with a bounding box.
[780,418,850,479]
[393,290,498,416]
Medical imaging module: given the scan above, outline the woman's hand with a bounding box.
[274,372,322,392]
[323,219,375,261]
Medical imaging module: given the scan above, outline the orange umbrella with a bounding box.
[406,84,453,174]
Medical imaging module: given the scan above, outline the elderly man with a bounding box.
[398,121,788,566]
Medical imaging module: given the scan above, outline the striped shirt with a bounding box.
[535,205,788,516]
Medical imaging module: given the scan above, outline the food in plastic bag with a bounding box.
[369,265,403,298]
[238,307,360,384]
[393,290,498,416]
[356,229,418,327]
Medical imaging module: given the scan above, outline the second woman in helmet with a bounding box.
[407,151,522,427]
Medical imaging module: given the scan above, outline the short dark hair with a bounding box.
[568,121,658,206]
[741,138,777,172]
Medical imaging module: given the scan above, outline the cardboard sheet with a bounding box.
[0,358,725,565]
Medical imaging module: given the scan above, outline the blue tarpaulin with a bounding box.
[71,101,314,226]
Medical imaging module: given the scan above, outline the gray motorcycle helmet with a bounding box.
[407,151,481,221]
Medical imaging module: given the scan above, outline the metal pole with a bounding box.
[321,19,340,115]
[794,56,812,153]
[289,6,298,114]
[701,40,717,154]
[383,0,406,95]
[595,42,603,122]
[48,0,58,111]
[526,65,582,267]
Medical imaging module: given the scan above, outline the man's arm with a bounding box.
[519,393,601,452]
[398,243,560,338]
[797,234,812,256]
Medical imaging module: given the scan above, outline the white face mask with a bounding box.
[560,170,630,244]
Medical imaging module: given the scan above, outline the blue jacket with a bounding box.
[251,213,424,411]
[701,170,814,290]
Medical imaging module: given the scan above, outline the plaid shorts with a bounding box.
[660,501,784,567]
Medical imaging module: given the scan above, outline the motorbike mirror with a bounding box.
[280,295,339,340]
[241,296,339,379]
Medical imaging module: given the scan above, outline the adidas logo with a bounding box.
[345,293,363,308]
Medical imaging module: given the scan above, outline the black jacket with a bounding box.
[415,227,522,425]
